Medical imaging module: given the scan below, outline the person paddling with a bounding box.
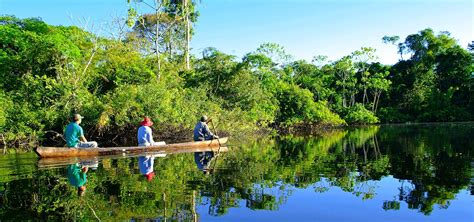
[137,117,165,146]
[193,115,219,141]
[64,114,98,148]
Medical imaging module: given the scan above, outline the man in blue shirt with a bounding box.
[137,117,166,146]
[193,115,219,141]
[64,114,98,148]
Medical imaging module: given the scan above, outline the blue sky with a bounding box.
[1,0,472,64]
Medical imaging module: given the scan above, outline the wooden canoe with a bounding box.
[37,146,229,169]
[35,137,228,158]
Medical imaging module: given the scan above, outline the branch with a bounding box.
[45,130,66,142]
[141,0,157,10]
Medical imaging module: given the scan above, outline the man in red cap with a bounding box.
[137,117,166,146]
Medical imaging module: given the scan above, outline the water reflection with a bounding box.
[0,124,472,221]
[66,163,89,196]
[194,152,215,174]
[139,156,156,182]
[138,153,167,182]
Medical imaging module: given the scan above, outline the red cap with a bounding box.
[141,117,153,127]
[145,172,155,181]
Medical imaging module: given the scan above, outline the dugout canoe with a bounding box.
[37,146,229,169]
[35,137,228,158]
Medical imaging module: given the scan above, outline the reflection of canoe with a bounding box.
[34,137,228,158]
[37,146,228,169]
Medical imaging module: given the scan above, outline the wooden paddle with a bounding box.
[209,119,222,148]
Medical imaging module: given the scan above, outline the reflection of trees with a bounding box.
[0,155,205,220]
[0,169,81,220]
[204,125,471,215]
[0,124,472,219]
[379,124,473,215]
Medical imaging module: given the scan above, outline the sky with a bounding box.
[1,0,472,64]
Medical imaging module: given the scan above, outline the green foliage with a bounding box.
[386,29,473,121]
[275,83,345,127]
[0,91,12,132]
[378,107,410,123]
[343,104,379,124]
[0,16,472,147]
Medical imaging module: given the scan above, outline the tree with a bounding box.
[333,56,357,108]
[127,0,171,78]
[165,0,199,69]
[382,35,404,60]
[351,47,378,105]
[368,71,391,113]
[128,0,199,75]
[255,43,293,68]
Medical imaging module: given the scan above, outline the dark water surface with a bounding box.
[0,124,473,221]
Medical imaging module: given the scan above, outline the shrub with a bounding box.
[343,104,379,125]
[275,83,345,127]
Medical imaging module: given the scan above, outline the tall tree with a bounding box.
[382,35,405,60]
[351,47,378,105]
[183,0,191,70]
[333,56,357,108]
[128,0,172,79]
[128,0,199,73]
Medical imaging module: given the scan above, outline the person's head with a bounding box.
[140,117,153,127]
[200,115,208,122]
[78,186,86,196]
[144,172,155,182]
[72,114,84,124]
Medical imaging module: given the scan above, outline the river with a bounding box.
[0,123,472,221]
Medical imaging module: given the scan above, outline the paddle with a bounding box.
[209,119,222,148]
[207,118,222,172]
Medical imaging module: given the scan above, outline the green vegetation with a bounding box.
[0,14,473,148]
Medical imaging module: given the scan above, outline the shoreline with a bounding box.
[2,121,473,151]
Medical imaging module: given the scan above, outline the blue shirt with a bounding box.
[194,152,214,171]
[137,126,154,145]
[193,121,214,141]
[138,156,154,175]
[67,164,87,187]
[64,122,84,147]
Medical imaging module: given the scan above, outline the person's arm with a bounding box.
[78,126,87,142]
[205,121,219,139]
[203,123,214,137]
[146,127,155,144]
[79,169,87,183]
[79,136,87,142]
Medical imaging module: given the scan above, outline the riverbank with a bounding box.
[4,121,473,152]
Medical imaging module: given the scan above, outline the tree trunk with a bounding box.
[342,92,346,108]
[372,92,377,112]
[184,0,191,70]
[374,93,381,114]
[362,87,367,105]
[155,8,161,79]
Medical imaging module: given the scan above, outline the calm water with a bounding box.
[0,124,473,221]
